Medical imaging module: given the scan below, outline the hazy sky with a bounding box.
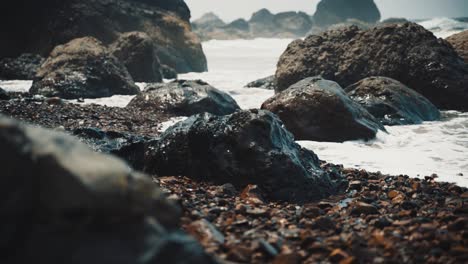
[186,0,468,22]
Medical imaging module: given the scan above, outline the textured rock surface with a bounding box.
[110,32,162,82]
[30,37,139,99]
[128,80,240,116]
[276,23,468,111]
[446,30,468,63]
[0,115,216,264]
[144,109,340,202]
[262,77,385,142]
[313,0,381,27]
[245,75,277,90]
[346,77,441,125]
[0,53,44,80]
[0,0,207,73]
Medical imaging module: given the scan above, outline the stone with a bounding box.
[446,30,468,63]
[110,32,163,82]
[313,0,381,27]
[0,87,9,100]
[350,202,379,215]
[0,53,44,80]
[276,23,468,111]
[144,109,338,202]
[262,77,385,142]
[345,77,441,125]
[161,65,178,79]
[245,75,277,90]
[30,37,139,99]
[127,79,240,116]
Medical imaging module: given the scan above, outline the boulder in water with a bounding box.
[0,53,44,80]
[446,30,468,63]
[262,77,385,142]
[245,75,277,90]
[313,0,381,27]
[30,37,139,99]
[276,23,468,111]
[110,32,163,82]
[144,109,341,202]
[345,77,441,125]
[127,80,240,116]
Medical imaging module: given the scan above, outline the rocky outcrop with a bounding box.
[262,77,385,142]
[161,65,178,79]
[276,23,468,111]
[0,115,216,264]
[313,0,381,27]
[127,80,240,116]
[446,30,468,63]
[30,37,139,99]
[345,77,441,125]
[192,12,226,31]
[245,75,277,90]
[0,88,9,100]
[144,109,340,202]
[0,0,207,73]
[110,32,162,82]
[0,54,44,80]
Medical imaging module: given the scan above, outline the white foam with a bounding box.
[0,80,32,92]
[418,17,468,38]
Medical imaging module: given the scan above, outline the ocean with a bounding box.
[1,17,467,186]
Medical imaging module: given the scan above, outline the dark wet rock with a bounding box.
[0,0,207,74]
[276,23,468,111]
[161,65,178,79]
[446,30,468,63]
[73,127,157,171]
[262,77,385,142]
[0,115,216,264]
[245,75,277,90]
[350,202,379,215]
[30,37,139,99]
[127,80,240,117]
[313,0,381,27]
[380,17,409,25]
[110,32,163,82]
[345,77,441,125]
[144,109,338,202]
[0,53,44,80]
[0,88,9,100]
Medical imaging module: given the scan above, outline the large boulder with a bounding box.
[0,53,44,80]
[245,75,277,90]
[446,30,468,63]
[30,37,139,99]
[110,32,163,82]
[0,0,207,73]
[144,109,340,202]
[127,80,240,116]
[345,77,441,125]
[313,0,381,27]
[0,115,216,264]
[276,23,468,111]
[262,77,385,142]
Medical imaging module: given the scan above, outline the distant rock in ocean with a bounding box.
[312,0,381,27]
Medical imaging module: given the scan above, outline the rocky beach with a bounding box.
[1,0,468,263]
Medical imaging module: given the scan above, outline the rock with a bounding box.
[276,23,468,111]
[345,77,441,125]
[262,77,385,142]
[144,109,338,202]
[0,88,9,100]
[273,11,314,36]
[446,30,468,63]
[192,12,226,31]
[380,17,409,25]
[0,53,44,80]
[0,115,216,264]
[313,0,381,27]
[127,79,240,116]
[245,75,277,90]
[186,219,225,246]
[350,202,379,215]
[110,32,162,82]
[161,65,178,79]
[30,37,139,99]
[225,19,250,32]
[0,0,207,73]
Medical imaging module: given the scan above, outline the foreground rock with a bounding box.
[313,0,381,27]
[110,32,163,82]
[144,110,341,202]
[0,115,216,264]
[0,53,44,80]
[276,23,468,111]
[346,77,441,125]
[244,75,277,90]
[128,80,240,116]
[0,88,9,100]
[0,0,206,73]
[262,77,385,142]
[30,37,139,99]
[446,30,468,63]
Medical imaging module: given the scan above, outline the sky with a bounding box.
[185,0,468,22]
